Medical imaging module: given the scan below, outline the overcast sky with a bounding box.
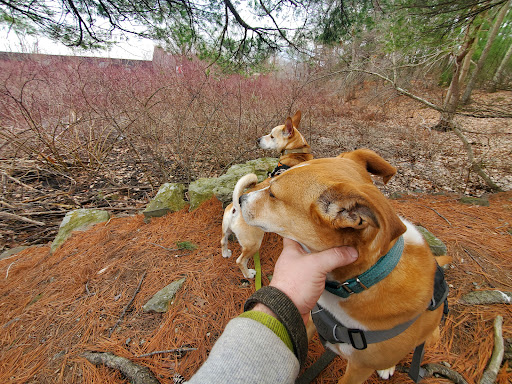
[0,26,155,60]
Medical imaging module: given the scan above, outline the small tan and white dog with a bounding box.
[221,110,313,278]
[236,149,449,384]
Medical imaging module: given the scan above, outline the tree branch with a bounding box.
[479,316,504,384]
[83,352,160,384]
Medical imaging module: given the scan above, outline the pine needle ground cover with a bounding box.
[1,194,511,383]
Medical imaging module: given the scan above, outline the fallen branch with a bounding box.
[479,315,504,384]
[108,271,146,337]
[397,363,468,384]
[137,348,197,358]
[0,211,45,226]
[423,363,469,384]
[82,351,160,384]
[451,126,502,192]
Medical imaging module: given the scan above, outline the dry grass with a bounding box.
[0,192,511,383]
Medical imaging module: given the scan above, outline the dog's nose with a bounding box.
[256,137,261,145]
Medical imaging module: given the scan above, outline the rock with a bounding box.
[187,177,220,211]
[459,196,489,206]
[51,209,110,253]
[460,290,512,305]
[1,244,45,261]
[188,157,278,210]
[389,191,406,200]
[1,246,29,260]
[142,277,186,313]
[143,183,187,220]
[415,225,448,256]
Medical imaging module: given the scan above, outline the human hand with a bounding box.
[266,238,358,324]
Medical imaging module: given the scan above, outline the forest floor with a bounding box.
[0,88,511,383]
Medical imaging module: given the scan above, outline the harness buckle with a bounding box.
[347,328,368,350]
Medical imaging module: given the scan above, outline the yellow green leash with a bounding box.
[254,252,262,290]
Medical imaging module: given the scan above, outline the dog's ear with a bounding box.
[313,187,379,230]
[338,149,396,184]
[313,185,406,242]
[284,117,294,137]
[292,110,301,128]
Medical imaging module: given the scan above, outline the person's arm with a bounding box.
[187,239,358,384]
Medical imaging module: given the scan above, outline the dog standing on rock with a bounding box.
[221,110,313,278]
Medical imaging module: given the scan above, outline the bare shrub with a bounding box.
[0,55,319,185]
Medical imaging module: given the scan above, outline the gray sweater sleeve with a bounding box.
[187,317,300,384]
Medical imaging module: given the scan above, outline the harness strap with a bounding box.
[268,162,291,178]
[312,304,420,350]
[294,349,337,384]
[304,264,449,383]
[409,343,427,383]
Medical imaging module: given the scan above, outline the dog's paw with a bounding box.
[222,249,232,258]
[377,366,395,380]
[245,269,257,279]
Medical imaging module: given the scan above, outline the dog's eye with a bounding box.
[269,189,276,199]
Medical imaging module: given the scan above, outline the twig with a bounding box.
[22,210,67,216]
[85,281,95,296]
[82,351,160,384]
[417,204,452,226]
[0,170,38,191]
[0,211,45,226]
[461,246,486,270]
[0,200,16,209]
[5,262,16,279]
[108,271,146,337]
[479,315,504,384]
[137,348,197,358]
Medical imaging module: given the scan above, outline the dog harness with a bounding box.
[311,236,449,383]
[268,147,311,178]
[268,162,291,178]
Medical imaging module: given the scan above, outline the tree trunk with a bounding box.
[461,0,511,104]
[488,41,512,92]
[444,14,485,106]
[433,26,476,131]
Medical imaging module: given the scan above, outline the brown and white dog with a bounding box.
[221,110,313,278]
[236,149,449,383]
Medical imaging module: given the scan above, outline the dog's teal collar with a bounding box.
[325,236,404,298]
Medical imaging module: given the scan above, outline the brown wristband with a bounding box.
[244,286,308,368]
